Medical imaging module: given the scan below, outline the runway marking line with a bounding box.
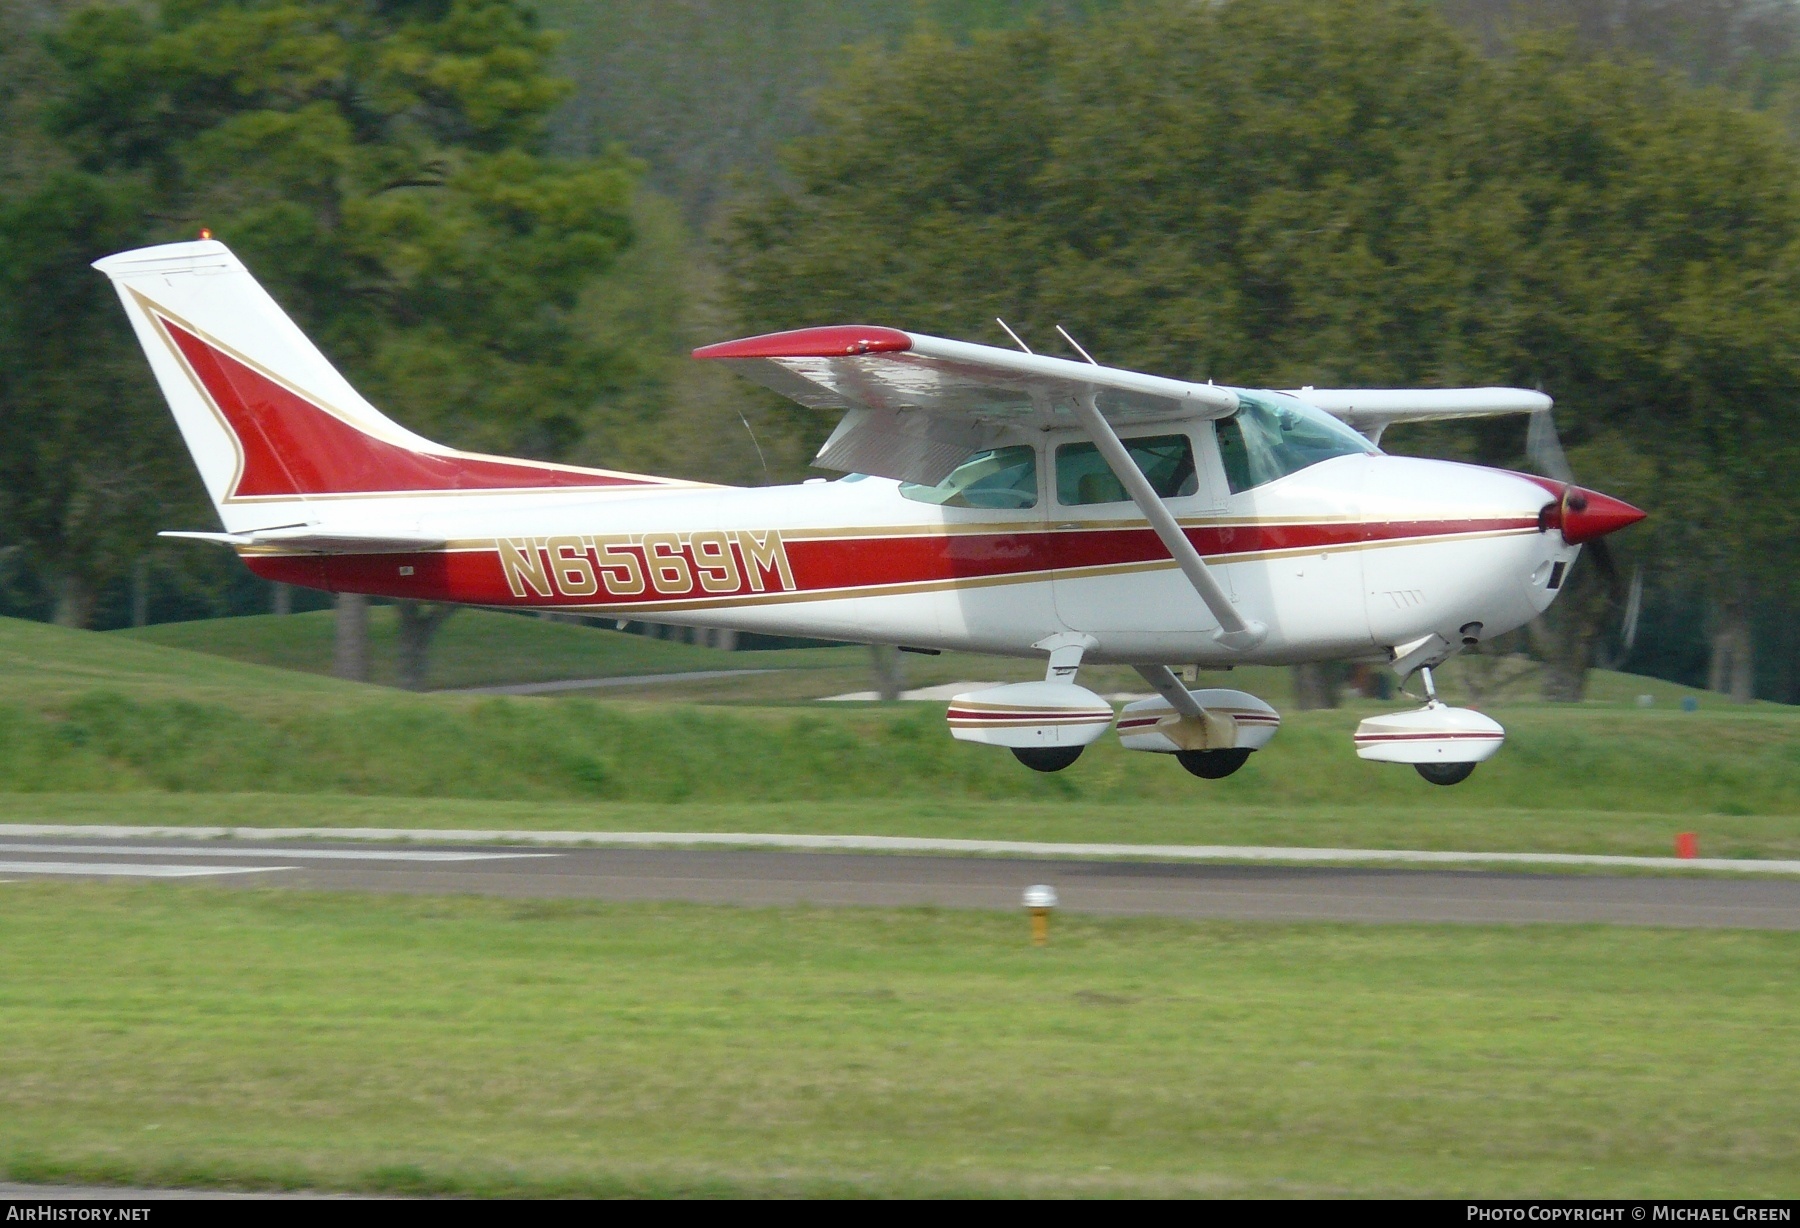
[0,843,557,863]
[0,860,295,879]
[0,826,1796,875]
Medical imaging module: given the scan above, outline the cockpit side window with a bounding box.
[1055,434,1197,506]
[898,444,1039,509]
[1214,392,1377,494]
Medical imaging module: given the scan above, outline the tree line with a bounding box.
[1,0,1797,702]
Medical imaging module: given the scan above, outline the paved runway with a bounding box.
[0,836,1796,928]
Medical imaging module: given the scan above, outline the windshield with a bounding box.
[898,444,1039,509]
[1214,392,1377,494]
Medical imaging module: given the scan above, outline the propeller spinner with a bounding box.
[1525,407,1648,658]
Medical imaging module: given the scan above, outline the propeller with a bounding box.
[1525,410,1573,485]
[1525,409,1643,665]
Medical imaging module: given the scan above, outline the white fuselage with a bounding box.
[244,425,1574,667]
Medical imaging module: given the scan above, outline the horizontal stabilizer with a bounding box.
[161,527,445,555]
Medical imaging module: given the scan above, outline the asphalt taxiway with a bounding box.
[0,836,1795,928]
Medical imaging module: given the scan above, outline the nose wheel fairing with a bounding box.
[1354,665,1504,785]
[1352,701,1505,767]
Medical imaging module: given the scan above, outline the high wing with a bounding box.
[696,326,1553,481]
[1283,387,1553,444]
[693,326,1240,484]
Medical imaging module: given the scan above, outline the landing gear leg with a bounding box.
[1013,746,1084,773]
[1411,666,1475,784]
[1134,665,1267,780]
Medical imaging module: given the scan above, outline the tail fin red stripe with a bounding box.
[163,318,659,497]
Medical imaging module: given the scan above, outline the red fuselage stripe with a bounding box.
[243,516,1536,606]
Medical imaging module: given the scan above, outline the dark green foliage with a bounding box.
[0,171,198,627]
[41,0,639,459]
[538,0,1116,218]
[0,1,646,632]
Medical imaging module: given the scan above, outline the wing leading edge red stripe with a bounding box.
[692,326,913,361]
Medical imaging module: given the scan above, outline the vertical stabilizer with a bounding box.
[93,240,677,533]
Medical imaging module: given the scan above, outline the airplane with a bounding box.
[94,239,1644,785]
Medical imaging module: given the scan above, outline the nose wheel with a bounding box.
[1415,761,1476,786]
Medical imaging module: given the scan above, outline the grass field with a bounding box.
[0,884,1793,1197]
[4,617,1795,858]
[3,616,1795,1198]
[119,608,858,693]
[116,607,1726,709]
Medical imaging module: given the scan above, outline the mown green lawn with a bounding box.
[4,616,366,715]
[4,615,1796,858]
[1,690,1792,822]
[0,885,1793,1197]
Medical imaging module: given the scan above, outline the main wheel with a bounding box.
[1416,761,1476,786]
[1013,746,1084,773]
[1176,748,1251,779]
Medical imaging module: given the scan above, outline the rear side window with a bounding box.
[898,445,1039,509]
[1056,434,1196,506]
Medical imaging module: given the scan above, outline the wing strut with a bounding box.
[1069,390,1267,651]
[1134,664,1205,716]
